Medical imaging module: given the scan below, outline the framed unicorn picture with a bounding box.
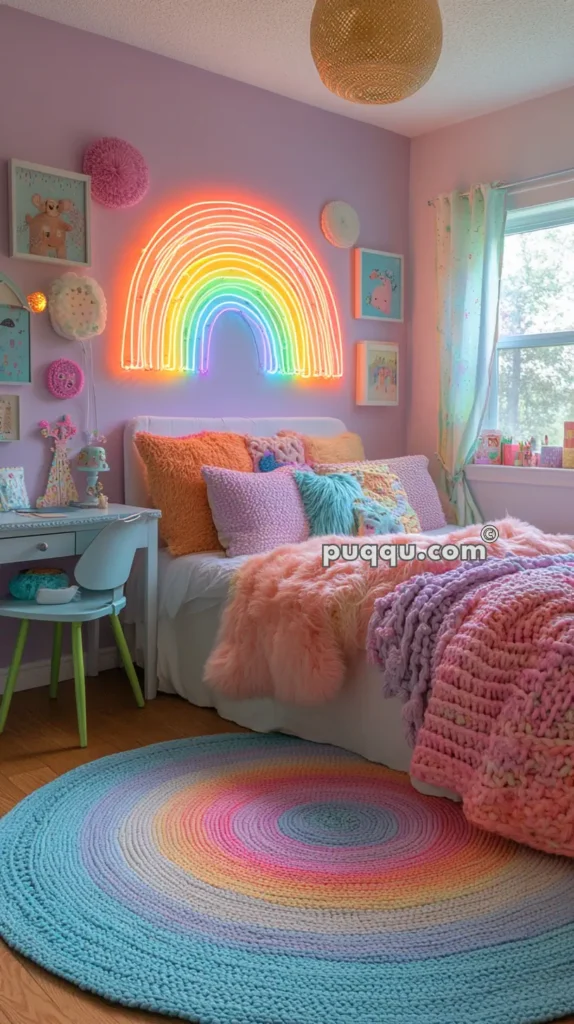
[353,248,404,322]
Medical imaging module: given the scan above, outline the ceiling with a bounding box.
[6,0,574,137]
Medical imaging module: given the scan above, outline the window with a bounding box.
[489,199,574,447]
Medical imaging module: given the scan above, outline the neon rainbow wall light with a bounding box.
[121,201,343,378]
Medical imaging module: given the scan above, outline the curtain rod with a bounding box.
[427,165,574,207]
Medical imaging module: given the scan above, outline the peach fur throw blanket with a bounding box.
[204,518,574,705]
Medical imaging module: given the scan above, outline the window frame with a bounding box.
[486,199,574,430]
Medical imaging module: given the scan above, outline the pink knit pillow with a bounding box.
[202,466,309,557]
[245,433,306,471]
[382,456,446,531]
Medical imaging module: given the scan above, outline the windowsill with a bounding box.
[465,464,574,488]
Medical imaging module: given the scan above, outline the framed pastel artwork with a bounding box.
[356,341,399,406]
[0,305,31,384]
[0,466,29,511]
[353,248,404,322]
[0,394,20,442]
[9,159,92,266]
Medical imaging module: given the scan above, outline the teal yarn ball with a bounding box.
[9,569,69,600]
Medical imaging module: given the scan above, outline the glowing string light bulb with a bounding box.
[27,291,47,313]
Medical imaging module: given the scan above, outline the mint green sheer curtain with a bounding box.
[436,185,507,525]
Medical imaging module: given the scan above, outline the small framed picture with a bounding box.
[0,394,20,441]
[0,305,31,384]
[356,341,399,406]
[0,466,29,511]
[9,159,91,266]
[354,248,404,322]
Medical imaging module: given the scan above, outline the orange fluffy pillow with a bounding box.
[278,430,365,464]
[135,432,252,556]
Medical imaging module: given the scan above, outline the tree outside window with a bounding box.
[497,222,574,446]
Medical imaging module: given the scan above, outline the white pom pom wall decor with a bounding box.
[321,201,360,248]
[48,273,107,342]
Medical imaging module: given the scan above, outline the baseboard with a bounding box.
[0,646,120,695]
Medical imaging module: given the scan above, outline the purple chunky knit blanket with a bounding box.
[367,553,574,746]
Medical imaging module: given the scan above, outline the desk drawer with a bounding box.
[0,532,75,565]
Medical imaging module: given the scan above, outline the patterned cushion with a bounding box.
[134,431,253,556]
[354,496,403,536]
[382,456,446,531]
[314,461,421,534]
[278,430,365,464]
[202,466,309,557]
[245,434,306,472]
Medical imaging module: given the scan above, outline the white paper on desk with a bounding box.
[15,512,69,519]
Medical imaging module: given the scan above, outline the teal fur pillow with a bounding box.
[293,471,362,536]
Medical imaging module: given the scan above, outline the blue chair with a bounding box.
[0,516,145,748]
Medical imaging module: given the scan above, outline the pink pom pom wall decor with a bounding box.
[47,358,85,399]
[83,137,149,209]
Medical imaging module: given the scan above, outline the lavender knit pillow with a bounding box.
[202,466,309,557]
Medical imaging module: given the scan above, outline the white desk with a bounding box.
[0,504,161,700]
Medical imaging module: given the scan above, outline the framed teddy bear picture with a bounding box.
[9,159,91,266]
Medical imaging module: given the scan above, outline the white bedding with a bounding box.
[157,549,249,616]
[155,524,456,619]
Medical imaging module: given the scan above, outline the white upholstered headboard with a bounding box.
[123,416,347,507]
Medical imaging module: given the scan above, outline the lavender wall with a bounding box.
[0,5,409,668]
[408,85,574,465]
[0,5,410,506]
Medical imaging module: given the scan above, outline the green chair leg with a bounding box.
[0,619,29,734]
[109,613,145,708]
[49,622,63,700]
[71,622,88,748]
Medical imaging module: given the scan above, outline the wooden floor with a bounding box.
[0,668,245,1024]
[0,669,572,1024]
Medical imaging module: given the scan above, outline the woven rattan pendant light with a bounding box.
[310,0,443,105]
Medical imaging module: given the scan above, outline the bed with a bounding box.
[124,415,456,793]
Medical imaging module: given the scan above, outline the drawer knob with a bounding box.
[37,542,48,552]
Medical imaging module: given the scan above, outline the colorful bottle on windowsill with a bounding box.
[563,422,574,469]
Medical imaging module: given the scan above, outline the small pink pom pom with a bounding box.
[83,137,149,209]
[46,358,84,399]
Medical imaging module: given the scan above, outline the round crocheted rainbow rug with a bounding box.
[1,734,573,1024]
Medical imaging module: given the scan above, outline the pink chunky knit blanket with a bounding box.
[368,552,574,746]
[205,517,574,705]
[411,566,574,857]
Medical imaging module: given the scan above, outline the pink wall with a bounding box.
[0,5,409,668]
[0,5,410,507]
[408,85,574,466]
